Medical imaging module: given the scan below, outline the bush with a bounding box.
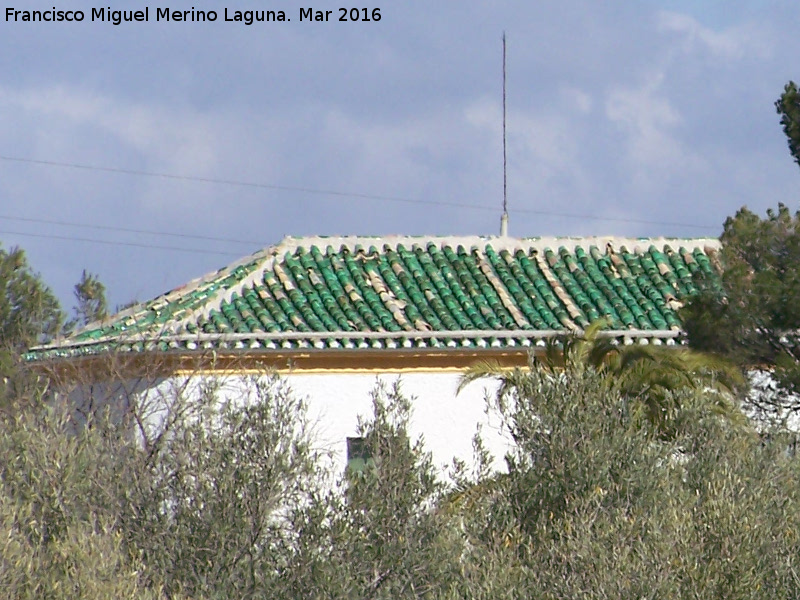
[0,407,157,599]
[6,366,800,598]
[487,367,800,598]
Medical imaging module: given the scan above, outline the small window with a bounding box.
[347,436,372,473]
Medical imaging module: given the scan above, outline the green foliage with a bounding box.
[68,269,108,330]
[0,237,119,416]
[461,319,745,438]
[0,246,63,349]
[776,80,800,169]
[121,375,324,598]
[285,381,471,599]
[0,246,64,405]
[683,203,800,402]
[0,245,112,414]
[0,373,325,599]
[482,366,800,598]
[0,407,159,599]
[6,361,800,598]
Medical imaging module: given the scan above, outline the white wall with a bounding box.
[286,372,511,473]
[136,371,511,475]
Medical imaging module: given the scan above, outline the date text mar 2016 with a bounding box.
[300,8,381,22]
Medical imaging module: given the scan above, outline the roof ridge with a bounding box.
[275,234,720,254]
[168,238,298,333]
[62,243,280,343]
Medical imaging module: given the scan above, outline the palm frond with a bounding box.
[457,360,509,395]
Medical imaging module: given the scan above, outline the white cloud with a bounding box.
[462,96,604,229]
[657,10,771,60]
[466,98,581,182]
[0,84,303,220]
[559,87,593,115]
[0,85,219,177]
[604,72,692,173]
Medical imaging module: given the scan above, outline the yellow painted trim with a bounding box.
[32,347,536,385]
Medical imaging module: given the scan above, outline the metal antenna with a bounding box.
[500,32,509,237]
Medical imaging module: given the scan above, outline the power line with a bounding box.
[0,153,720,231]
[0,229,241,257]
[0,154,495,210]
[514,207,717,230]
[0,214,261,247]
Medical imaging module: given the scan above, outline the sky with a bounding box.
[0,0,798,312]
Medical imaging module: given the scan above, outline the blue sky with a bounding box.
[1,0,798,311]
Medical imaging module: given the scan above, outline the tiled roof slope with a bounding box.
[27,235,721,361]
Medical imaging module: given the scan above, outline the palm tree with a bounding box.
[459,320,747,438]
[446,321,749,560]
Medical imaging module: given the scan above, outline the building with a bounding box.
[26,234,720,470]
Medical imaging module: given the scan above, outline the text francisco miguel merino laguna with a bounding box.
[3,7,361,25]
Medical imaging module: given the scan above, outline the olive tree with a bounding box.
[472,361,800,598]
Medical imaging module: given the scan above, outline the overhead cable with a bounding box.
[0,154,719,230]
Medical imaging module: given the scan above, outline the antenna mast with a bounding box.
[500,32,509,237]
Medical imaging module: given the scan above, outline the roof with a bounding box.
[26,235,721,362]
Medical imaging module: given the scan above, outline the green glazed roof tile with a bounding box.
[25,235,722,361]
